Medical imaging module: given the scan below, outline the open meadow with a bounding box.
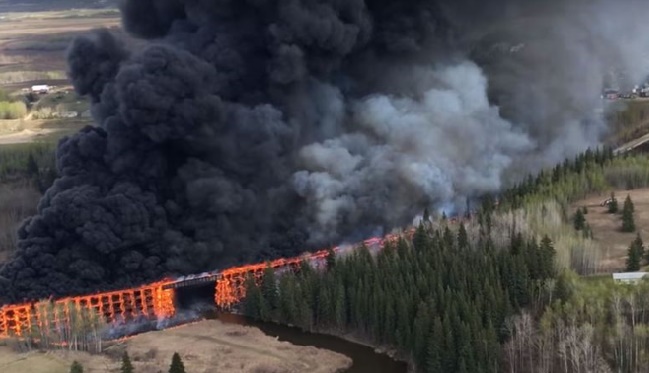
[0,319,352,373]
[572,188,649,271]
[0,5,122,145]
[0,8,120,88]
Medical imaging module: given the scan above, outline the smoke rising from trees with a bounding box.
[2,0,649,301]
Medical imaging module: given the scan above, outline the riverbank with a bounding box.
[302,328,413,371]
[220,313,409,373]
[0,319,352,373]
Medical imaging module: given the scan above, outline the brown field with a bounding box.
[0,10,121,88]
[0,9,111,144]
[0,117,90,144]
[0,319,352,373]
[572,188,649,270]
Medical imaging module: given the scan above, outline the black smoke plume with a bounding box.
[2,0,649,302]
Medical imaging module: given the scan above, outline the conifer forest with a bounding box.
[243,148,649,373]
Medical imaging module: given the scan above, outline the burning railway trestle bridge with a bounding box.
[0,218,472,338]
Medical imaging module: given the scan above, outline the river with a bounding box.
[213,312,408,373]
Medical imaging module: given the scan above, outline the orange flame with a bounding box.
[0,214,473,338]
[0,280,175,338]
[213,227,418,309]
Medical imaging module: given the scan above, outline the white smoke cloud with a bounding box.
[293,61,534,239]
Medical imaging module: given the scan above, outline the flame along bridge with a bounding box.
[0,226,430,337]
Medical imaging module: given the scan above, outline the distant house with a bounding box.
[30,85,50,94]
[612,272,648,284]
[602,89,619,100]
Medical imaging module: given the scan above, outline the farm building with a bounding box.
[612,272,648,284]
[30,85,50,94]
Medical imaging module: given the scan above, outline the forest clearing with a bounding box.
[572,188,649,271]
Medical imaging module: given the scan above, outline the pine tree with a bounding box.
[169,352,186,373]
[121,351,134,373]
[608,192,618,213]
[243,274,261,319]
[426,318,443,373]
[626,234,643,271]
[622,195,636,232]
[573,208,585,230]
[554,271,571,304]
[457,224,469,250]
[413,223,428,252]
[261,265,279,315]
[70,361,84,373]
[625,194,635,213]
[539,235,556,280]
[326,247,336,270]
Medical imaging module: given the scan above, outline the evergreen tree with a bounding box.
[169,352,186,373]
[413,223,428,252]
[261,265,279,317]
[121,351,134,373]
[539,235,556,280]
[70,361,84,373]
[243,274,262,319]
[608,192,618,213]
[457,223,469,250]
[236,218,562,373]
[573,208,585,230]
[326,247,336,270]
[554,271,571,304]
[426,318,442,373]
[626,234,644,271]
[622,195,636,232]
[582,206,588,214]
[625,194,635,213]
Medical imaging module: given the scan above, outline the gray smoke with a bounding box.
[2,0,649,301]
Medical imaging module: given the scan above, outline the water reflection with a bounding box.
[212,312,408,373]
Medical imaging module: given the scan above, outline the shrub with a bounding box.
[0,101,27,119]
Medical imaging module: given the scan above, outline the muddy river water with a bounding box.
[214,312,409,373]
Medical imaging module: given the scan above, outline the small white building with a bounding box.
[30,85,50,94]
[612,272,648,284]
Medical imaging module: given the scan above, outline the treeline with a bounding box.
[7,300,106,353]
[0,142,57,191]
[242,222,558,373]
[498,147,649,210]
[506,273,649,373]
[0,89,27,120]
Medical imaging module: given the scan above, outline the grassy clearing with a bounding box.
[0,319,352,373]
[0,8,120,91]
[0,347,69,373]
[0,70,66,85]
[571,188,649,271]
